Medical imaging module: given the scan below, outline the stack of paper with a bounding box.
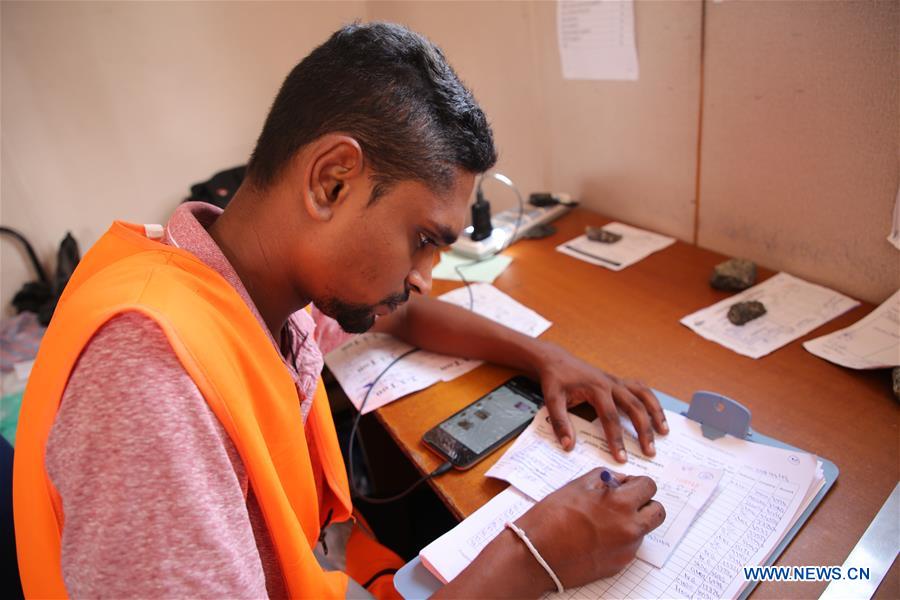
[324,284,551,413]
[681,272,860,359]
[423,408,722,574]
[482,409,723,568]
[420,408,824,600]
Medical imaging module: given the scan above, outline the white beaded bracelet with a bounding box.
[505,521,565,594]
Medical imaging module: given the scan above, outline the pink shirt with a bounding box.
[45,203,352,598]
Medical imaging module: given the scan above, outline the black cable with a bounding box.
[348,348,453,504]
[362,568,400,590]
[452,172,526,311]
[0,226,50,284]
[346,171,526,504]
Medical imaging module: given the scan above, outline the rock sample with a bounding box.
[586,226,622,244]
[710,258,757,292]
[523,223,556,239]
[727,300,767,326]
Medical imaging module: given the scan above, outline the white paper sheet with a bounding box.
[437,284,552,338]
[680,272,860,359]
[888,184,900,250]
[420,486,534,584]
[324,284,551,413]
[803,289,900,369]
[484,408,723,568]
[420,408,819,600]
[556,222,675,271]
[557,0,640,81]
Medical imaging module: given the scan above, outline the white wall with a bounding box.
[367,1,548,211]
[1,0,366,315]
[2,1,897,318]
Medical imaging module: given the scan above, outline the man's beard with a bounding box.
[317,287,411,334]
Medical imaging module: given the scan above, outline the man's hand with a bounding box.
[439,469,665,598]
[536,343,668,461]
[374,295,667,462]
[517,469,666,590]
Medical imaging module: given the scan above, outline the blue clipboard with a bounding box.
[394,389,839,599]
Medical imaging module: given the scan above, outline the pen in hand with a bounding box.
[600,469,621,489]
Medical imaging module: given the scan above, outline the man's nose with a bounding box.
[407,255,434,296]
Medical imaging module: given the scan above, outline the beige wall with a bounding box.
[534,0,703,241]
[367,1,549,209]
[364,0,898,303]
[1,0,366,315]
[698,0,899,304]
[2,1,897,317]
[368,0,702,238]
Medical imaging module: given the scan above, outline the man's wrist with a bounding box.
[441,524,554,598]
[521,338,560,378]
[494,526,557,597]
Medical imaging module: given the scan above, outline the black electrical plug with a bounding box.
[470,188,493,241]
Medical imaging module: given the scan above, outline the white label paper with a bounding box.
[557,0,640,81]
[680,273,860,359]
[803,289,900,369]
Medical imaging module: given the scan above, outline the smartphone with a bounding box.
[423,376,544,470]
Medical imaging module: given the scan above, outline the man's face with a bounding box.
[311,171,474,333]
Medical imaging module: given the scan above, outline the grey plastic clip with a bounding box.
[685,391,752,440]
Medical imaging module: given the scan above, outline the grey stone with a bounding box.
[523,223,556,239]
[727,300,767,326]
[710,258,757,291]
[893,367,900,402]
[586,226,622,244]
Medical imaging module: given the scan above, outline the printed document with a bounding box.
[437,283,551,338]
[324,284,551,413]
[803,289,900,369]
[680,272,860,359]
[420,407,820,599]
[483,407,723,568]
[557,0,639,81]
[556,222,676,271]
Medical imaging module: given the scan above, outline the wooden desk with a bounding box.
[375,208,899,598]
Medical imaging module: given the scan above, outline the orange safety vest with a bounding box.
[13,221,398,599]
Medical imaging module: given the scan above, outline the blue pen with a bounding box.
[600,469,621,489]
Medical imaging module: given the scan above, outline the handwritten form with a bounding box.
[557,0,639,81]
[556,222,675,271]
[324,284,551,413]
[483,408,722,568]
[420,408,820,600]
[803,289,900,369]
[680,272,860,359]
[420,486,534,584]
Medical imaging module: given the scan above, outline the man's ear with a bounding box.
[302,135,364,222]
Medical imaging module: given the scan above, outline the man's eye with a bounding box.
[417,232,436,249]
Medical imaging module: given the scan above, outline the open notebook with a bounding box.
[419,407,825,599]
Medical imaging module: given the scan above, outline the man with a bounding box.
[15,22,667,598]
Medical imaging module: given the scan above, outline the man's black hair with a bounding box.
[247,22,497,197]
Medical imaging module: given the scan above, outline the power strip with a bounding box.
[450,203,573,259]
